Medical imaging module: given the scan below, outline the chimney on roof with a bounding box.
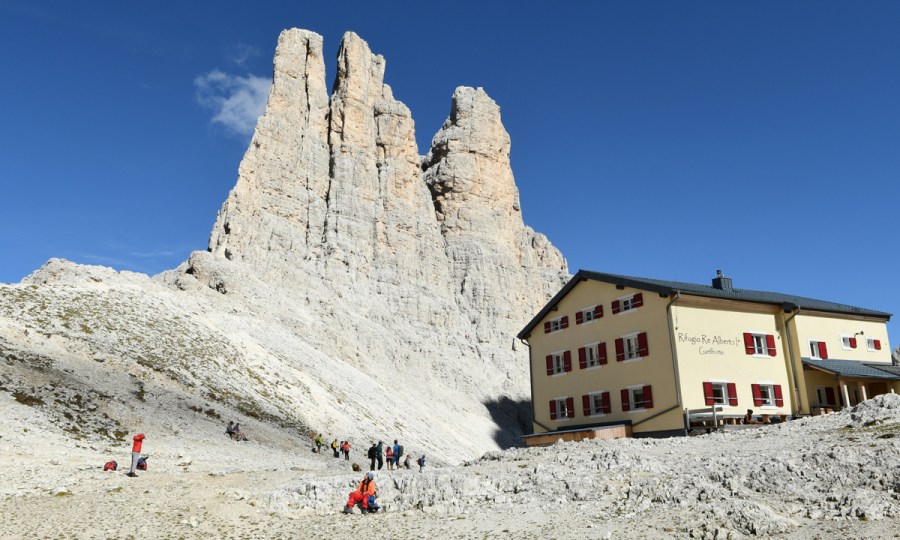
[712,269,733,291]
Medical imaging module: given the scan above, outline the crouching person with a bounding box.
[343,472,376,514]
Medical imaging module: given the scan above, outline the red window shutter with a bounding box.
[874,339,882,350]
[637,332,649,357]
[642,385,653,409]
[544,322,551,334]
[561,316,569,329]
[849,337,857,349]
[598,342,608,365]
[566,397,575,418]
[620,389,631,412]
[549,400,557,420]
[825,387,836,406]
[615,338,625,362]
[602,392,611,413]
[563,350,572,372]
[766,334,777,357]
[612,300,621,314]
[773,385,784,407]
[575,311,584,325]
[632,293,643,308]
[702,382,714,406]
[594,305,603,318]
[727,383,738,406]
[819,342,828,359]
[582,395,591,416]
[743,333,754,355]
[578,347,587,369]
[545,355,553,376]
[751,384,763,406]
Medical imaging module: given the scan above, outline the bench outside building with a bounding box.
[518,270,898,445]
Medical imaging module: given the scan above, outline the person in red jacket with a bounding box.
[343,472,376,514]
[126,433,145,477]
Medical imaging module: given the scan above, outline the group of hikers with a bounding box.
[226,421,248,441]
[366,439,425,472]
[312,433,352,459]
[108,428,428,515]
[103,433,147,477]
[311,433,426,474]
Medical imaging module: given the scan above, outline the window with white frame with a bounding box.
[585,343,600,367]
[621,385,654,411]
[751,383,784,407]
[549,352,565,375]
[612,293,643,315]
[629,387,646,410]
[585,391,611,416]
[867,338,882,352]
[841,335,857,350]
[624,334,640,360]
[752,334,768,355]
[548,318,563,332]
[576,305,602,325]
[809,340,828,359]
[547,351,571,375]
[550,397,574,420]
[703,381,737,406]
[743,332,776,356]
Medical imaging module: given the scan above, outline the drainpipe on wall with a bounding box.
[665,291,684,421]
[782,307,801,415]
[521,337,551,434]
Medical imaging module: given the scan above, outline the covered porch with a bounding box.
[801,358,900,413]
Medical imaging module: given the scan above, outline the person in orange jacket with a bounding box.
[343,472,376,514]
[126,433,145,477]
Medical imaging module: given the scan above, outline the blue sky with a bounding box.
[1,1,898,346]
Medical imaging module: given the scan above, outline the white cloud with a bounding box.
[230,43,261,67]
[194,70,270,138]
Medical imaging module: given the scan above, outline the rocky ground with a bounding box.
[2,392,897,539]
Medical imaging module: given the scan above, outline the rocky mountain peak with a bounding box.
[3,28,569,461]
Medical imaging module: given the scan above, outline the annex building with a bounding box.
[517,270,897,442]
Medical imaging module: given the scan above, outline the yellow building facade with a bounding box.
[518,271,896,440]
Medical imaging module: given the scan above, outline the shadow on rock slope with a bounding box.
[483,396,533,449]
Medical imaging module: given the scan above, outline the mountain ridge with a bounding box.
[0,28,568,461]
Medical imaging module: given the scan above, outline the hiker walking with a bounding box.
[332,439,340,458]
[368,443,377,471]
[417,454,425,473]
[342,472,377,514]
[315,433,324,453]
[126,433,145,477]
[342,441,351,461]
[393,439,402,469]
[403,454,412,469]
[385,445,394,470]
[375,441,384,470]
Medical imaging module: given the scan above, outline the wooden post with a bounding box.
[842,383,851,410]
[861,384,868,402]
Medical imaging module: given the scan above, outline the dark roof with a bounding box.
[866,363,900,378]
[802,358,900,380]
[517,270,892,339]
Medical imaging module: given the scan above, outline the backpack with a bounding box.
[136,457,148,471]
[397,445,404,457]
[103,460,117,471]
[417,456,424,466]
[368,447,376,459]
